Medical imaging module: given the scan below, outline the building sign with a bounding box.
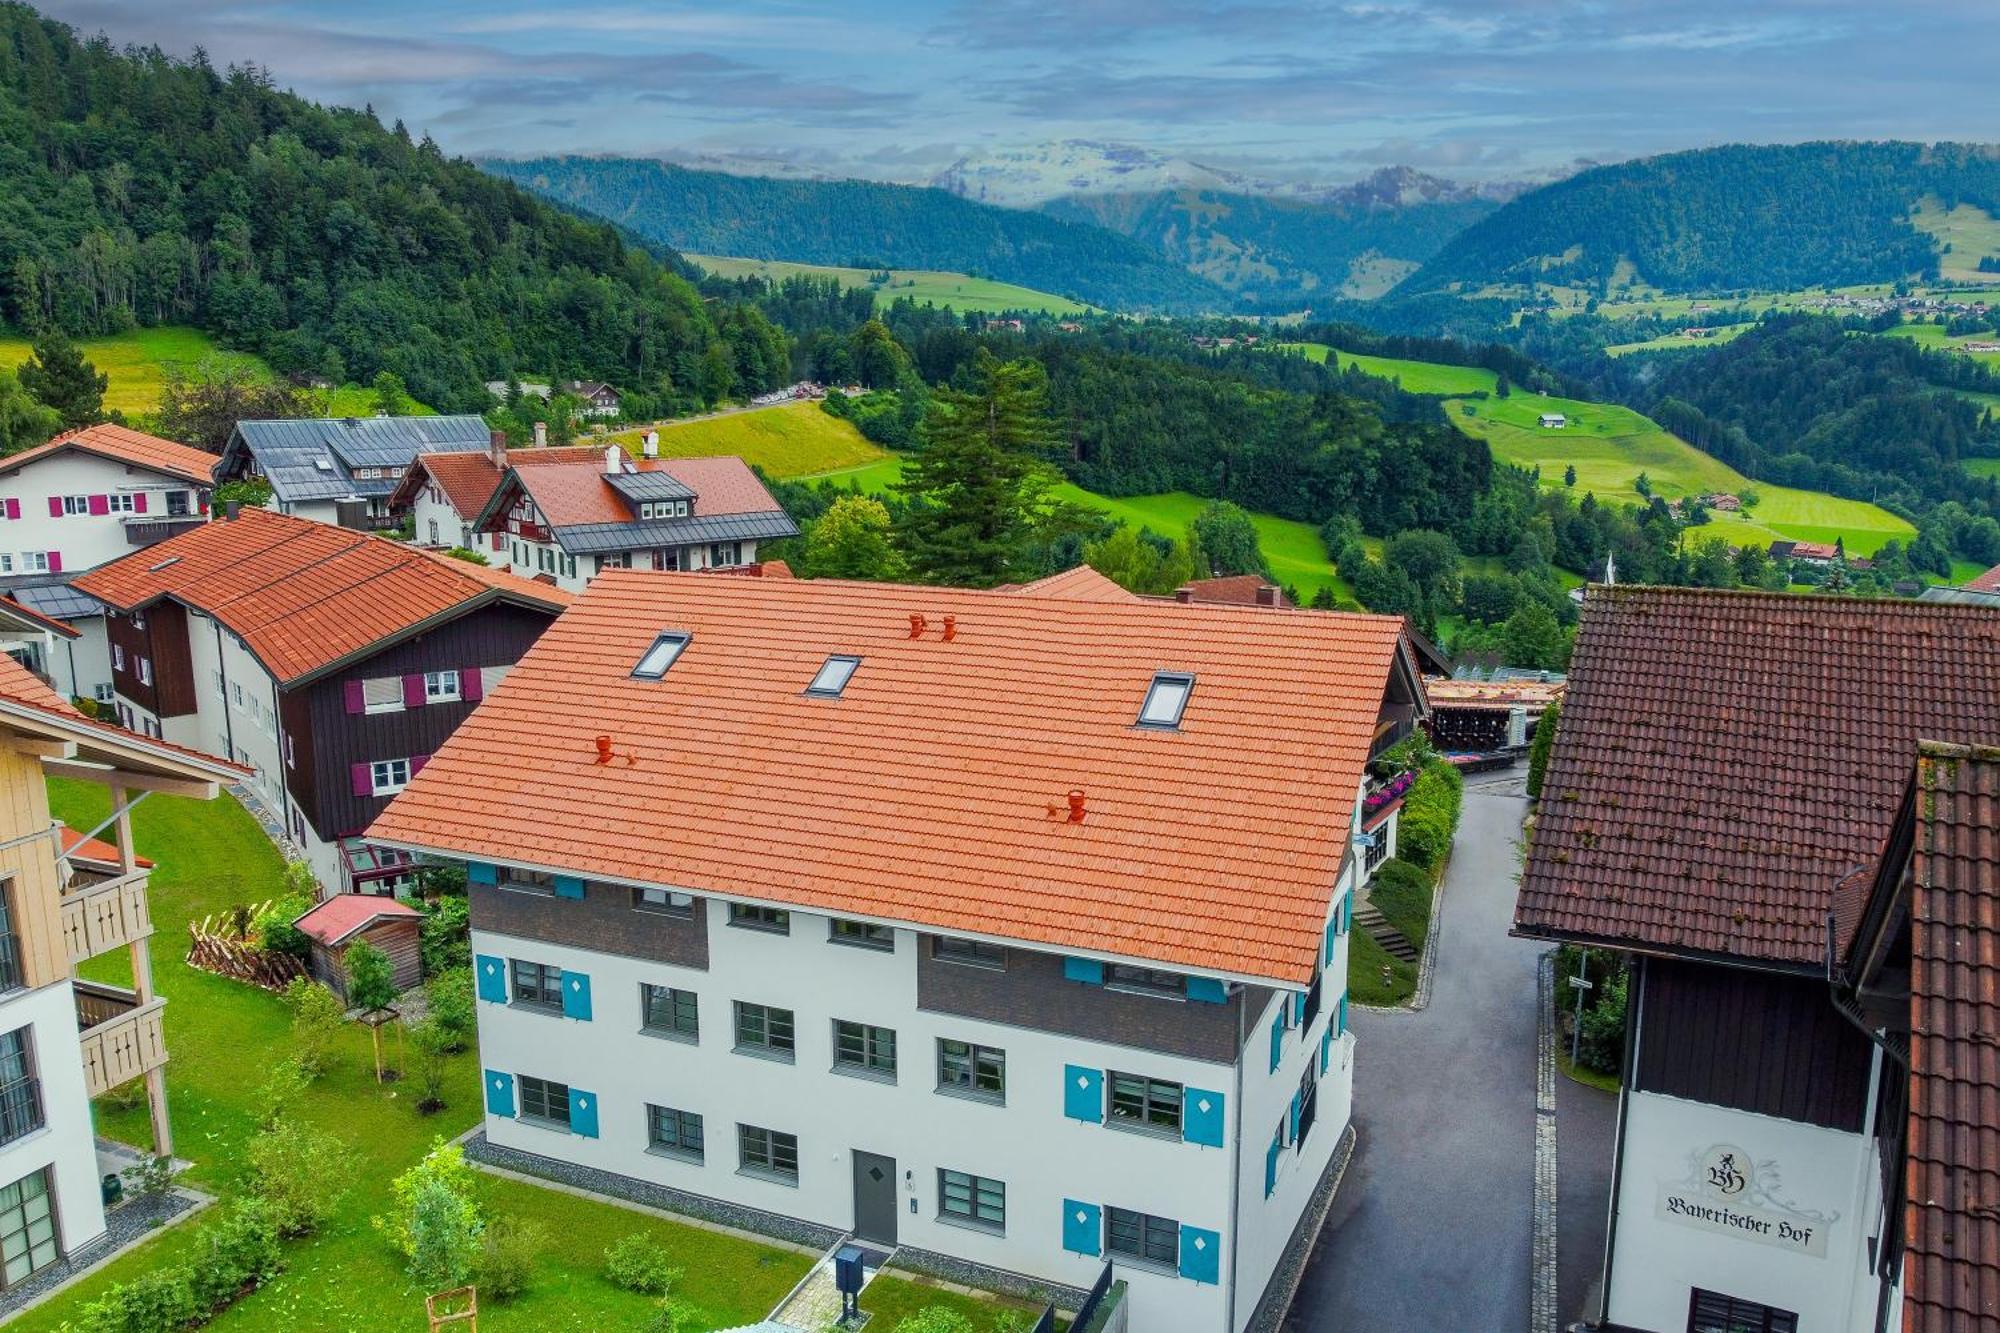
[1653,1144,1837,1258]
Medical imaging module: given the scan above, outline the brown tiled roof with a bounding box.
[74,508,571,685]
[1176,574,1292,607]
[369,572,1410,985]
[293,893,422,947]
[0,424,218,486]
[1903,742,2000,1333]
[391,446,604,519]
[1970,563,2000,594]
[1007,566,1139,602]
[1514,587,2000,966]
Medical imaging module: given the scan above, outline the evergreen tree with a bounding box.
[18,329,106,429]
[0,367,60,456]
[1563,464,1577,487]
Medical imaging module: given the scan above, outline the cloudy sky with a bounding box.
[36,0,2000,185]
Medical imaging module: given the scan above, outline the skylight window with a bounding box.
[632,631,691,679]
[806,655,861,697]
[1138,673,1194,728]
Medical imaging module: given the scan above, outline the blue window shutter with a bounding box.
[1323,920,1335,965]
[1063,1065,1103,1123]
[568,1088,599,1138]
[1269,1014,1284,1073]
[1061,1199,1101,1256]
[484,1069,515,1117]
[1062,957,1104,985]
[553,875,585,900]
[1264,1137,1280,1197]
[467,861,498,886]
[1288,1092,1301,1142]
[1342,893,1352,933]
[1179,1224,1221,1285]
[475,954,507,1003]
[1338,995,1349,1037]
[561,970,593,1021]
[1185,976,1226,1004]
[1320,1027,1332,1073]
[1292,991,1307,1024]
[1182,1087,1224,1147]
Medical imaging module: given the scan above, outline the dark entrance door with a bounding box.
[851,1150,898,1245]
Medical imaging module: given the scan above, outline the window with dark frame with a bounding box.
[0,1167,57,1289]
[1105,963,1186,999]
[1137,672,1194,728]
[1295,1059,1318,1150]
[510,959,563,1009]
[728,904,790,935]
[1688,1289,1799,1333]
[932,936,1005,969]
[517,1074,571,1128]
[937,1039,1005,1100]
[1104,1205,1179,1267]
[633,886,695,917]
[647,1104,704,1160]
[0,887,21,995]
[0,1030,39,1149]
[832,1020,897,1078]
[632,631,691,679]
[829,918,893,951]
[640,984,698,1039]
[733,1001,795,1058]
[502,869,559,897]
[737,1124,798,1180]
[806,655,862,697]
[1108,1071,1183,1134]
[937,1169,1006,1231]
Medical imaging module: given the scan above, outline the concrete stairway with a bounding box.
[1353,901,1419,963]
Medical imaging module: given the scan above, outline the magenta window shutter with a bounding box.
[133,492,147,514]
[461,668,483,702]
[402,674,426,708]
[47,497,62,518]
[411,754,430,775]
[350,763,372,797]
[342,680,364,714]
[46,552,60,574]
[3,499,17,520]
[87,495,109,516]
[199,497,209,514]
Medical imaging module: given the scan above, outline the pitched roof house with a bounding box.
[74,507,573,893]
[387,437,613,553]
[1514,586,2000,1333]
[368,572,1430,1330]
[0,423,217,582]
[214,415,492,530]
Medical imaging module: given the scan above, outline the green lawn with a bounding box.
[687,255,1095,317]
[1347,929,1414,1007]
[863,1270,1053,1328]
[1604,323,1752,356]
[19,781,810,1331]
[1965,457,2000,480]
[612,401,890,478]
[1951,558,1994,583]
[1273,343,1500,396]
[1909,196,2000,284]
[1883,320,2000,363]
[0,327,262,417]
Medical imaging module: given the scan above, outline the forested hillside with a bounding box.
[1400,142,2000,295]
[1043,188,1493,307]
[483,157,1229,314]
[0,5,746,414]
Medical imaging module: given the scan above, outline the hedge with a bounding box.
[1395,760,1464,872]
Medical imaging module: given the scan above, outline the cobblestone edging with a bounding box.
[462,1131,844,1252]
[1244,1122,1358,1333]
[227,784,304,865]
[1531,950,1558,1333]
[0,1187,210,1319]
[889,1246,1088,1312]
[1355,851,1453,1015]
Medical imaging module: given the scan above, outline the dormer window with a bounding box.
[806,655,861,697]
[632,631,690,679]
[1138,673,1194,729]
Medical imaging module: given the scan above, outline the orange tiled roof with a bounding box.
[58,826,152,869]
[1970,562,2000,594]
[392,446,605,519]
[370,572,1410,984]
[502,455,789,530]
[1007,566,1139,602]
[0,424,218,486]
[1176,574,1292,607]
[74,508,572,685]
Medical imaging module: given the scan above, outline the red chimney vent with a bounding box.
[1067,790,1086,823]
[942,615,957,641]
[908,613,927,639]
[594,735,614,765]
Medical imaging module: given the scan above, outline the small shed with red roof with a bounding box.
[293,895,424,1000]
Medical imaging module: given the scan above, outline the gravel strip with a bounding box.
[1532,950,1559,1333]
[0,1188,207,1319]
[1243,1121,1358,1333]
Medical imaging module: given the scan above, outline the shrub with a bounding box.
[189,1198,282,1309]
[643,1298,700,1333]
[474,1215,548,1302]
[419,896,470,973]
[425,968,474,1052]
[76,1267,198,1333]
[377,1141,484,1282]
[1395,761,1465,871]
[1526,700,1559,799]
[894,1310,977,1333]
[120,1154,174,1206]
[1557,945,1630,1075]
[604,1231,681,1295]
[244,1117,348,1236]
[253,884,314,959]
[344,939,399,1012]
[282,978,345,1079]
[251,1057,309,1127]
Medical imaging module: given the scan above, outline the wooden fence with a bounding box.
[187,900,308,992]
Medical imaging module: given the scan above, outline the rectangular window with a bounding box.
[733,1001,795,1059]
[1688,1290,1799,1333]
[501,869,559,897]
[517,1074,571,1128]
[136,657,152,686]
[632,631,690,679]
[933,936,1005,970]
[728,904,789,935]
[166,491,190,517]
[230,681,244,707]
[111,645,125,672]
[1295,1059,1318,1150]
[641,984,698,1040]
[633,886,694,918]
[0,1168,58,1289]
[832,1020,897,1079]
[361,677,403,714]
[61,496,88,516]
[938,1169,1006,1232]
[937,1039,1005,1101]
[829,918,893,951]
[737,1124,798,1181]
[0,1030,41,1148]
[806,655,861,697]
[1138,672,1194,729]
[91,683,113,703]
[709,541,742,567]
[424,670,461,701]
[107,494,136,514]
[1108,1071,1183,1135]
[1105,1205,1179,1268]
[370,758,411,795]
[18,554,46,574]
[510,959,563,1009]
[647,1105,704,1161]
[1106,964,1186,999]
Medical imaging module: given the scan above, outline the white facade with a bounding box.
[410,484,482,554]
[467,845,1359,1333]
[0,453,205,578]
[1604,1072,1891,1332]
[494,488,758,595]
[44,616,112,708]
[0,980,110,1261]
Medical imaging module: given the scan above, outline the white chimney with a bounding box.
[604,443,624,476]
[532,420,547,449]
[642,430,659,459]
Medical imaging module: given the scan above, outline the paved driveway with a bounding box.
[1285,785,1542,1332]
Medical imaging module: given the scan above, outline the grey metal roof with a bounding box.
[1919,584,2000,607]
[551,511,799,555]
[9,582,107,621]
[227,416,490,504]
[605,471,697,503]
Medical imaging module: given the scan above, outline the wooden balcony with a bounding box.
[60,870,152,966]
[75,981,167,1097]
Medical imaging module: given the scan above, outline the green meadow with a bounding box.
[687,254,1095,317]
[1274,343,1500,396]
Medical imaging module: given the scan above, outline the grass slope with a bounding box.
[611,401,889,476]
[1909,196,2000,284]
[1604,323,1753,356]
[1883,320,2000,363]
[689,254,1095,317]
[1274,343,1499,395]
[0,327,259,417]
[1966,457,2000,480]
